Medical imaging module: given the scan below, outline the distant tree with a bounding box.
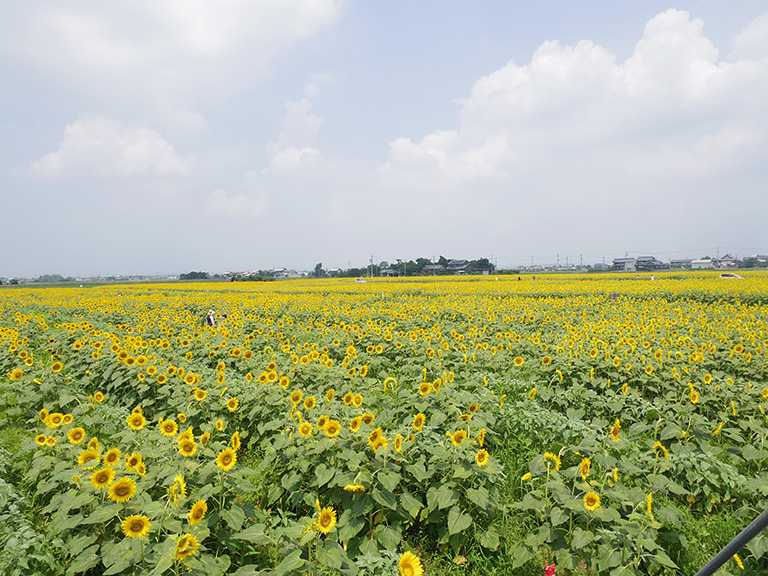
[180,271,209,280]
[35,274,67,283]
[438,255,449,267]
[312,263,326,278]
[10,278,19,285]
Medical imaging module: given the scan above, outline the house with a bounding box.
[446,260,470,273]
[718,254,740,268]
[635,256,668,271]
[379,268,398,277]
[670,259,693,269]
[424,264,444,274]
[692,259,717,269]
[612,258,636,272]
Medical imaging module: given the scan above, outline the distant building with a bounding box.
[446,259,470,273]
[718,254,740,268]
[424,264,444,274]
[379,268,398,277]
[692,259,717,269]
[670,259,693,269]
[612,258,636,272]
[635,256,668,271]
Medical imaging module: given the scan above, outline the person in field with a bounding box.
[206,310,215,326]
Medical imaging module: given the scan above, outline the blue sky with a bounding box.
[2,1,767,277]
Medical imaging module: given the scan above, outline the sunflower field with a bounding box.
[1,272,768,576]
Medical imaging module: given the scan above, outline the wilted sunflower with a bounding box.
[90,467,116,489]
[398,551,424,576]
[216,448,237,471]
[108,477,137,503]
[188,499,208,525]
[122,515,151,539]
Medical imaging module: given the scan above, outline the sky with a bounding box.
[1,1,767,278]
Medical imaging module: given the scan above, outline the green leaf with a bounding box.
[65,534,98,558]
[399,491,423,518]
[653,550,678,569]
[550,506,568,527]
[378,470,401,492]
[198,553,231,576]
[234,523,270,545]
[427,484,458,511]
[747,533,768,559]
[82,503,121,524]
[222,504,246,531]
[466,486,489,509]
[376,523,401,550]
[315,463,335,487]
[512,543,534,569]
[447,505,472,535]
[337,511,366,541]
[405,462,431,482]
[479,527,500,550]
[572,527,594,548]
[271,549,305,575]
[316,541,345,569]
[371,488,397,510]
[65,544,99,575]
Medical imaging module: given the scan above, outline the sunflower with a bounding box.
[579,457,591,479]
[343,484,366,492]
[361,413,375,426]
[418,382,431,396]
[226,397,239,412]
[315,506,337,534]
[44,436,56,446]
[475,449,490,467]
[583,492,601,511]
[103,448,122,467]
[450,430,468,447]
[122,515,151,539]
[299,422,313,438]
[160,419,178,437]
[542,355,552,366]
[178,438,197,457]
[188,499,208,525]
[68,427,86,444]
[521,472,532,481]
[193,388,207,401]
[78,448,100,469]
[34,434,47,446]
[528,388,537,400]
[10,368,23,380]
[184,373,196,385]
[174,533,200,561]
[352,393,363,407]
[324,420,341,438]
[215,419,224,431]
[304,396,316,411]
[45,413,64,428]
[51,361,63,372]
[413,413,426,431]
[216,448,237,471]
[39,408,49,421]
[542,452,561,471]
[127,413,147,431]
[477,428,486,447]
[653,441,669,460]
[703,373,713,385]
[200,432,210,446]
[317,415,329,430]
[231,430,241,450]
[513,356,524,367]
[609,419,621,442]
[398,551,424,576]
[278,375,290,389]
[690,390,699,404]
[108,477,137,503]
[124,452,142,471]
[90,467,116,489]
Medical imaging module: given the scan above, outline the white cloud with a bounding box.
[263,91,327,174]
[0,1,342,120]
[380,9,768,196]
[207,188,266,218]
[28,116,191,178]
[729,12,768,60]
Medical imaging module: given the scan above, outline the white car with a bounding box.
[719,272,742,279]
